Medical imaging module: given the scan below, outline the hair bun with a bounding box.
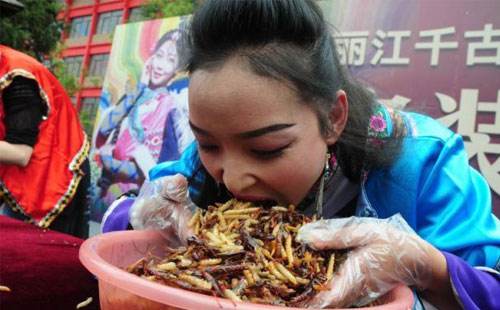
[191,0,324,50]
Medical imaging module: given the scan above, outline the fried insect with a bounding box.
[127,199,345,307]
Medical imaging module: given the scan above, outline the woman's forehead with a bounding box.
[188,61,317,136]
[158,40,176,52]
[190,58,296,100]
[190,65,296,110]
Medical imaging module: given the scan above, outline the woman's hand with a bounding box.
[129,174,196,246]
[296,215,451,308]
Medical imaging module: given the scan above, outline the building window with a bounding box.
[89,54,109,78]
[96,10,123,35]
[128,7,143,23]
[69,15,91,38]
[79,97,100,136]
[64,56,83,79]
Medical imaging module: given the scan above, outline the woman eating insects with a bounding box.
[102,0,500,308]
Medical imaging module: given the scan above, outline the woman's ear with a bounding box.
[325,90,349,145]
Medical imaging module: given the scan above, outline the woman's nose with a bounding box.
[220,158,255,195]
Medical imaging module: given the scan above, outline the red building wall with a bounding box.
[58,0,145,114]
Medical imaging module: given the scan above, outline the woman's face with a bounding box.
[189,58,335,206]
[150,40,178,87]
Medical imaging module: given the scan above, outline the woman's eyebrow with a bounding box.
[237,124,295,139]
[189,121,211,136]
[189,122,295,139]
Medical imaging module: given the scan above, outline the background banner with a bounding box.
[89,16,193,221]
[319,0,500,215]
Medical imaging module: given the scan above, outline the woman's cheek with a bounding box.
[274,160,318,203]
[199,152,220,180]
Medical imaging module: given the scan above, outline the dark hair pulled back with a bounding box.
[182,0,402,182]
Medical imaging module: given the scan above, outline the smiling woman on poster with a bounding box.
[95,29,193,203]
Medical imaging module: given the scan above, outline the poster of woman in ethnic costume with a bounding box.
[90,16,193,221]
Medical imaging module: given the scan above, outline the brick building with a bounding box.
[58,0,146,135]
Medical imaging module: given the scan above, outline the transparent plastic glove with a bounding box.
[129,174,196,245]
[296,214,435,308]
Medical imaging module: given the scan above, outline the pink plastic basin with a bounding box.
[79,230,414,310]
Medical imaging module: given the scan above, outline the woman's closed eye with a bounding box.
[199,142,292,159]
[251,143,292,159]
[199,144,219,153]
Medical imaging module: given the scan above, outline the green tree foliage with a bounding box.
[0,1,81,96]
[141,0,195,20]
[0,0,63,61]
[48,43,81,97]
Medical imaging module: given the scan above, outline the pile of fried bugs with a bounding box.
[127,199,345,307]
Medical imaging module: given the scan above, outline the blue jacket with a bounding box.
[359,112,500,269]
